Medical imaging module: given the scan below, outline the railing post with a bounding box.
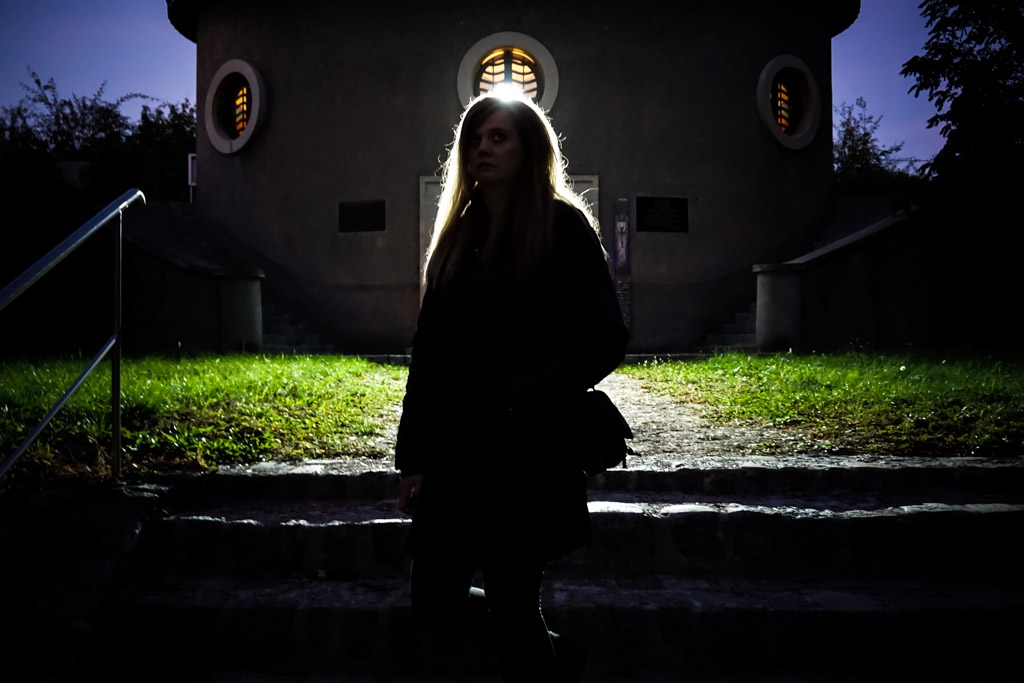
[1,189,143,482]
[112,209,123,478]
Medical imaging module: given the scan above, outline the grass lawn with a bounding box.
[620,349,1024,459]
[2,348,1022,492]
[0,354,406,491]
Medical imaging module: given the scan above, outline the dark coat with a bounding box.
[395,198,628,561]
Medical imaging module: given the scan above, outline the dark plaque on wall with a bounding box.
[636,196,688,233]
[338,200,385,232]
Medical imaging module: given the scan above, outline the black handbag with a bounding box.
[571,388,634,475]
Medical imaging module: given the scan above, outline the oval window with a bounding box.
[757,55,820,150]
[204,59,267,154]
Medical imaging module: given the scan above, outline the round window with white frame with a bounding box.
[458,32,559,110]
[756,55,820,150]
[205,58,267,154]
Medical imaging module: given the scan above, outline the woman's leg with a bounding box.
[409,549,489,649]
[481,557,558,683]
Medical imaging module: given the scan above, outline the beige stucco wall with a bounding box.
[188,0,844,352]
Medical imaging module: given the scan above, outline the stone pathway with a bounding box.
[597,372,817,463]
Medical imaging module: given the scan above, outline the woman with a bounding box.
[395,88,628,682]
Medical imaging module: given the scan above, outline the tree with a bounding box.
[0,101,46,155]
[898,1,1022,349]
[1,70,196,283]
[1,71,198,355]
[0,69,196,202]
[832,97,917,195]
[6,69,147,160]
[900,0,1024,192]
[125,100,198,202]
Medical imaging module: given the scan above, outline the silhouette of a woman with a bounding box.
[395,88,628,683]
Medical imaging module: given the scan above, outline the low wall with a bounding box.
[755,210,949,351]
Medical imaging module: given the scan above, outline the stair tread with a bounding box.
[96,573,1023,676]
[697,301,757,351]
[149,496,1023,578]
[206,454,1024,478]
[164,495,1024,525]
[85,569,1024,681]
[161,455,1024,502]
[112,573,1024,612]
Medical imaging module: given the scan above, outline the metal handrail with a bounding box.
[0,188,146,480]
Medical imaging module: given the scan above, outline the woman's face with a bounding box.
[465,108,525,190]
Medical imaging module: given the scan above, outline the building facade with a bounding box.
[166,0,860,353]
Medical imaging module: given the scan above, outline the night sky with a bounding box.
[0,0,943,165]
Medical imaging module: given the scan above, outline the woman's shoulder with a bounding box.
[550,198,609,277]
[553,197,600,246]
[553,196,589,225]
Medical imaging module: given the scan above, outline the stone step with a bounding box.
[141,670,1006,683]
[261,345,336,356]
[83,573,1022,679]
[734,310,756,330]
[722,315,755,335]
[700,332,758,349]
[695,302,758,351]
[160,456,1024,503]
[137,494,1024,581]
[11,473,1018,683]
[261,302,336,354]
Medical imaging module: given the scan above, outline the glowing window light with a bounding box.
[476,47,541,102]
[773,81,794,134]
[490,81,527,101]
[234,85,249,134]
[774,78,806,135]
[774,82,790,132]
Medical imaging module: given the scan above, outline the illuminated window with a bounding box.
[204,59,266,154]
[234,85,249,134]
[212,73,251,141]
[475,48,542,102]
[458,32,560,110]
[772,78,801,134]
[757,55,819,150]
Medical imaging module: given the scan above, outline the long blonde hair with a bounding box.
[424,90,603,285]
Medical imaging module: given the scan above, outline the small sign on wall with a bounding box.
[613,196,632,329]
[636,196,688,233]
[339,200,386,232]
[613,197,630,277]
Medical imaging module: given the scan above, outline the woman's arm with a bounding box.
[394,285,439,477]
[556,206,629,388]
[396,473,423,515]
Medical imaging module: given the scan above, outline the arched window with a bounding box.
[458,32,559,110]
[475,47,542,102]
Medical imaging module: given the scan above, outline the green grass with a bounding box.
[2,349,1022,492]
[1,354,406,490]
[621,349,1024,458]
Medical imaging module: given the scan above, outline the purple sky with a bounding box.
[1,0,943,165]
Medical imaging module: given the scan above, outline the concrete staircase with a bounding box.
[69,454,1024,682]
[261,300,336,355]
[696,303,757,353]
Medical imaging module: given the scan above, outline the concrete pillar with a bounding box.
[219,275,264,352]
[754,264,803,351]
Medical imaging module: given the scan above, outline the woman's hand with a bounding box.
[397,474,423,516]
